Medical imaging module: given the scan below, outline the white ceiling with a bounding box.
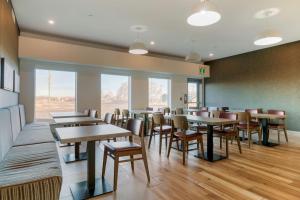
[11,0,300,61]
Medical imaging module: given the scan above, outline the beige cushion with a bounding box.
[0,143,62,200]
[0,109,14,162]
[8,106,21,141]
[13,129,55,147]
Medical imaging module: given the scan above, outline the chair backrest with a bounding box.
[172,115,189,131]
[219,107,229,111]
[122,109,129,118]
[152,113,164,125]
[104,113,115,124]
[175,108,184,115]
[219,112,238,120]
[146,107,153,111]
[245,108,262,114]
[90,109,98,118]
[208,107,219,111]
[200,107,208,111]
[163,107,171,115]
[237,112,251,124]
[114,108,120,116]
[127,119,144,137]
[211,110,222,118]
[83,109,90,115]
[0,109,14,162]
[195,111,210,118]
[268,109,285,116]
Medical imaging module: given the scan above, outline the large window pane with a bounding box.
[149,78,170,109]
[101,74,129,117]
[35,69,76,119]
[187,79,203,108]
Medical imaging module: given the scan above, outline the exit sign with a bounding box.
[199,65,210,77]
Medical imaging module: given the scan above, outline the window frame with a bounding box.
[148,77,171,109]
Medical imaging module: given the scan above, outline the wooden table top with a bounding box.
[50,112,88,118]
[251,113,287,119]
[56,124,132,144]
[53,117,103,125]
[165,114,238,126]
[130,110,161,115]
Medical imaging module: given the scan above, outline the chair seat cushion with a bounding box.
[154,125,172,132]
[268,123,285,128]
[174,130,202,139]
[104,141,141,152]
[13,129,55,147]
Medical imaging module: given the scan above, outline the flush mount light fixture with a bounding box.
[254,31,282,46]
[48,20,55,25]
[254,8,280,19]
[209,53,214,57]
[129,25,148,55]
[187,0,221,26]
[185,51,202,63]
[150,41,155,45]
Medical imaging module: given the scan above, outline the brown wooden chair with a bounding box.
[148,113,172,154]
[146,107,153,111]
[245,108,263,123]
[214,112,242,158]
[83,109,90,116]
[167,115,205,165]
[267,110,288,143]
[104,113,117,142]
[90,109,98,118]
[102,119,150,191]
[237,112,262,147]
[192,111,210,131]
[114,108,122,126]
[200,107,208,111]
[121,109,130,128]
[163,107,171,115]
[175,108,184,115]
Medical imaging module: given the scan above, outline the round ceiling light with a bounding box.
[187,0,221,27]
[254,8,280,19]
[254,31,282,46]
[185,52,201,63]
[129,41,148,55]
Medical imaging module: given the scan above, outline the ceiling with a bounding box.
[11,0,300,61]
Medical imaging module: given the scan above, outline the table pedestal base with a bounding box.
[63,152,87,163]
[262,142,279,147]
[70,178,113,200]
[194,152,227,162]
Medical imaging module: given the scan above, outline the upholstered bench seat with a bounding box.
[0,143,62,200]
[13,129,55,147]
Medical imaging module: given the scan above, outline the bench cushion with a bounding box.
[0,143,62,200]
[13,129,55,147]
[0,109,14,162]
[8,106,21,142]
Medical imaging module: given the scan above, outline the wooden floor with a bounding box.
[59,131,300,200]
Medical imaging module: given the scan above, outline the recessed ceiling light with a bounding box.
[48,20,55,25]
[209,53,214,57]
[187,0,221,26]
[150,41,155,45]
[254,31,282,46]
[254,8,280,19]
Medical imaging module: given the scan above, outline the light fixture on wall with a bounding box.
[254,30,282,46]
[187,0,221,27]
[129,25,148,55]
[185,51,202,63]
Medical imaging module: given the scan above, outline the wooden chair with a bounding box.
[237,112,262,147]
[267,110,288,143]
[148,113,172,154]
[175,108,184,115]
[163,107,171,115]
[121,109,130,128]
[146,107,153,111]
[102,119,150,191]
[167,115,205,165]
[104,113,117,142]
[83,109,90,116]
[192,111,210,131]
[245,108,263,123]
[114,108,122,126]
[214,112,242,158]
[200,107,208,111]
[90,109,98,118]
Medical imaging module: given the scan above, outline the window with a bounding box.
[149,78,170,109]
[187,79,203,108]
[101,74,130,117]
[35,69,76,119]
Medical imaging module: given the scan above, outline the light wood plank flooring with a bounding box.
[59,131,300,200]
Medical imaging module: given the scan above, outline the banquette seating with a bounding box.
[0,105,62,200]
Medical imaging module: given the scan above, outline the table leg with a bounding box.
[194,125,226,162]
[63,142,87,163]
[261,118,279,147]
[70,141,113,200]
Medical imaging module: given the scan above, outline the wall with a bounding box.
[205,41,300,131]
[20,59,188,122]
[0,0,19,108]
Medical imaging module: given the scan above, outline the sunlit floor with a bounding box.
[59,131,300,200]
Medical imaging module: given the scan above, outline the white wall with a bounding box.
[20,59,188,122]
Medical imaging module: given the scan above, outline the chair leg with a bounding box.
[159,132,163,155]
[167,134,173,158]
[142,149,150,182]
[113,137,117,142]
[176,139,179,150]
[102,148,108,177]
[200,137,205,159]
[258,128,262,145]
[113,155,119,191]
[284,128,288,142]
[237,136,242,154]
[148,130,154,149]
[278,129,281,144]
[197,139,200,150]
[130,155,134,172]
[220,136,222,149]
[165,132,168,148]
[182,141,186,165]
[225,137,229,158]
[248,132,252,148]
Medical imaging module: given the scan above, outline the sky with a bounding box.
[101,74,129,94]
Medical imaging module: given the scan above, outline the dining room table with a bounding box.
[251,113,287,147]
[50,111,89,118]
[165,114,239,162]
[56,124,132,200]
[52,116,104,162]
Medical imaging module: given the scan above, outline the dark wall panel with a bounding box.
[205,41,300,131]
